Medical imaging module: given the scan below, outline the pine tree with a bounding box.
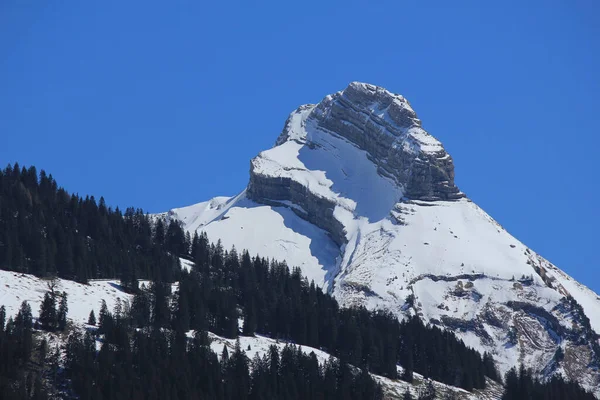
[57,292,68,330]
[221,345,229,363]
[87,310,96,326]
[98,299,112,335]
[418,379,436,400]
[151,282,170,328]
[131,289,151,328]
[38,292,57,331]
[174,286,190,333]
[154,219,165,247]
[14,301,34,361]
[242,299,257,336]
[0,305,5,332]
[401,351,414,383]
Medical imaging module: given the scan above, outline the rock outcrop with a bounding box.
[312,82,463,201]
[249,82,462,211]
[247,172,347,246]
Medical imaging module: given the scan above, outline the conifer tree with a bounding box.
[0,305,5,332]
[39,292,57,331]
[98,299,112,335]
[57,292,68,330]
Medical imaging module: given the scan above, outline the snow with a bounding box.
[258,101,410,223]
[165,194,241,233]
[411,275,564,375]
[170,192,340,289]
[253,106,404,224]
[341,82,444,155]
[536,256,600,333]
[180,258,195,272]
[197,330,501,400]
[0,270,133,324]
[204,332,333,365]
[156,83,600,395]
[161,102,600,370]
[0,266,504,398]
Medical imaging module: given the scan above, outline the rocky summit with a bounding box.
[163,83,600,395]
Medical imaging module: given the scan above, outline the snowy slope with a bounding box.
[203,331,503,400]
[160,82,600,394]
[166,193,340,288]
[252,105,404,224]
[0,269,133,324]
[166,191,600,380]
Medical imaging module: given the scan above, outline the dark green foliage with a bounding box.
[0,163,183,284]
[0,301,47,399]
[417,380,436,400]
[98,299,111,334]
[130,288,151,328]
[398,316,489,390]
[8,164,594,399]
[482,351,500,382]
[57,292,68,330]
[165,240,496,390]
[87,310,96,326]
[38,292,57,331]
[60,322,383,400]
[42,229,505,397]
[150,281,171,328]
[172,241,403,378]
[502,366,595,400]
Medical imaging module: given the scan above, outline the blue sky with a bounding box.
[1,1,599,292]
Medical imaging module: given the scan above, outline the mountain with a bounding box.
[162,82,600,394]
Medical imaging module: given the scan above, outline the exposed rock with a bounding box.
[247,82,463,245]
[247,172,346,245]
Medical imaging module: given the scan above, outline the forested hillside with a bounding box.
[0,164,596,400]
[0,163,182,286]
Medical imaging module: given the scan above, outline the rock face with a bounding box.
[164,82,600,396]
[247,82,464,246]
[249,83,462,211]
[247,173,347,246]
[313,82,463,201]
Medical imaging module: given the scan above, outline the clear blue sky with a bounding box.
[1,1,598,292]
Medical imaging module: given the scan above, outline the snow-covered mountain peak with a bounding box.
[162,83,600,395]
[277,81,443,155]
[268,82,462,205]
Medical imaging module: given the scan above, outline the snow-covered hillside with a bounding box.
[166,193,340,288]
[161,82,600,395]
[0,269,132,325]
[0,269,503,399]
[205,332,503,400]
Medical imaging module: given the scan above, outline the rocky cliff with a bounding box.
[249,82,462,207]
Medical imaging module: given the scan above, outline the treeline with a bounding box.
[565,296,600,366]
[0,163,183,285]
[503,366,596,400]
[0,302,46,400]
[398,316,498,390]
[163,234,497,390]
[64,327,383,400]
